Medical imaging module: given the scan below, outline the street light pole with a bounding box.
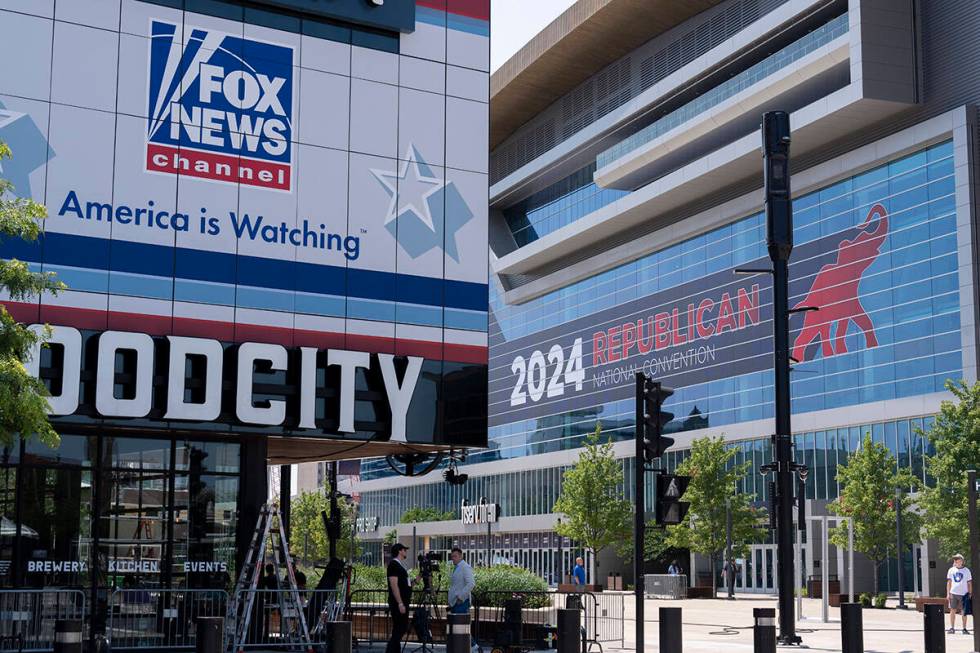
[762,110,801,646]
[896,488,906,609]
[634,373,646,653]
[726,496,735,600]
[556,517,563,586]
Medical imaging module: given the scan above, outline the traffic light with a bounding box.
[655,474,690,525]
[641,379,674,464]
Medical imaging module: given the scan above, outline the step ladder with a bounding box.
[226,503,313,652]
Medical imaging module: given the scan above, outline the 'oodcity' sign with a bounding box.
[26,328,428,442]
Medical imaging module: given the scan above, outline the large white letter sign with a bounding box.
[236,342,288,425]
[378,354,423,442]
[26,325,82,416]
[298,347,318,429]
[328,350,370,433]
[164,336,224,421]
[95,331,155,417]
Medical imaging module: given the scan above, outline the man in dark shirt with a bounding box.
[386,544,412,653]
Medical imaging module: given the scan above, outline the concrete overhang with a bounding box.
[491,82,909,281]
[266,438,454,465]
[490,0,724,150]
[593,36,851,189]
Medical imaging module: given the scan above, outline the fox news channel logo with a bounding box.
[145,21,294,191]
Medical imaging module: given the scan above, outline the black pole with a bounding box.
[896,488,906,609]
[659,607,682,653]
[556,518,562,586]
[726,497,735,600]
[280,464,292,543]
[840,603,863,653]
[762,110,800,645]
[968,470,980,652]
[923,603,946,653]
[328,460,339,561]
[634,372,646,653]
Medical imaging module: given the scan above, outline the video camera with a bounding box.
[416,551,443,592]
[417,551,442,576]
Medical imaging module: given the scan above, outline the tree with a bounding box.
[829,433,920,595]
[0,142,64,449]
[399,506,455,523]
[289,489,359,563]
[920,380,980,558]
[618,522,672,568]
[552,425,632,583]
[665,436,762,597]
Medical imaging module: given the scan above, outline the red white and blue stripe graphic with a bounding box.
[418,0,489,36]
[1,232,488,363]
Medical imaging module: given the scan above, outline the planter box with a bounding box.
[686,587,714,599]
[807,578,840,599]
[915,597,949,613]
[558,583,602,592]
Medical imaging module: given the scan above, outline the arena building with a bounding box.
[354,0,980,596]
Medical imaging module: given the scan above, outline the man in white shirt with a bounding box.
[947,553,973,634]
[448,547,475,614]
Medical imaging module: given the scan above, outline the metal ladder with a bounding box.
[226,503,313,652]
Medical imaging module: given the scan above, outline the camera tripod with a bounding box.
[405,575,441,653]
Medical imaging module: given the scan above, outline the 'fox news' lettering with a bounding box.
[145,21,294,191]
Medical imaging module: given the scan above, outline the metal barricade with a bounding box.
[0,589,87,653]
[345,589,448,647]
[235,589,349,649]
[342,588,626,651]
[106,588,227,650]
[472,590,625,650]
[587,591,625,647]
[644,574,688,600]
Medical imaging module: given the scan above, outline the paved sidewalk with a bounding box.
[612,594,974,652]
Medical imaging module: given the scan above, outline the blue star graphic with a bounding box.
[372,145,474,262]
[0,102,54,199]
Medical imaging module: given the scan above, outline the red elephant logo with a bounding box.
[791,203,888,362]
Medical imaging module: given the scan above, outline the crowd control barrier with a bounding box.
[106,588,228,650]
[644,575,687,600]
[0,589,86,653]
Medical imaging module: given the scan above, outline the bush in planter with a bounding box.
[873,593,887,609]
[351,563,388,595]
[473,565,550,608]
[349,562,550,609]
[858,592,872,608]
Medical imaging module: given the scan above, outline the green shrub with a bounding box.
[473,565,550,608]
[348,563,549,608]
[858,592,872,607]
[873,593,887,609]
[351,563,388,594]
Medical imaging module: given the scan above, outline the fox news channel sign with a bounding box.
[3,2,490,447]
[145,20,295,191]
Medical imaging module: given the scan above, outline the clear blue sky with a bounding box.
[491,0,577,72]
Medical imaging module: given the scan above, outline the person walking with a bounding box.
[667,560,683,576]
[572,557,587,588]
[947,553,973,634]
[387,544,412,653]
[448,547,475,614]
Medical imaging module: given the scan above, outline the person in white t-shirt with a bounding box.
[947,554,973,634]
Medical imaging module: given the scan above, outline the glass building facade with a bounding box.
[0,434,240,628]
[364,139,960,481]
[361,415,936,526]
